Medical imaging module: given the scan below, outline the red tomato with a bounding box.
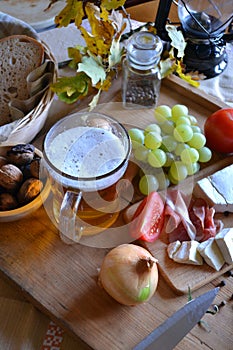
[130,191,165,242]
[204,108,233,154]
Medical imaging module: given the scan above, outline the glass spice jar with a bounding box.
[122,31,163,109]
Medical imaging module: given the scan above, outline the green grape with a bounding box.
[139,174,159,195]
[188,115,198,125]
[186,162,200,175]
[170,161,188,181]
[180,147,199,164]
[155,171,170,190]
[161,135,177,152]
[171,104,189,121]
[148,149,167,168]
[175,116,191,126]
[167,171,179,185]
[164,152,175,167]
[154,105,171,124]
[134,145,150,162]
[198,146,212,162]
[173,124,193,142]
[188,132,206,149]
[174,142,190,156]
[128,128,144,149]
[145,123,161,134]
[191,125,202,133]
[160,120,175,135]
[133,103,207,192]
[144,131,162,150]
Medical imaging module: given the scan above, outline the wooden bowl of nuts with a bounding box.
[0,143,50,222]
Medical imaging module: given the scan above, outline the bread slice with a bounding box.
[0,35,44,126]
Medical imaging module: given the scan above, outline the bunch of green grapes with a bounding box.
[128,104,212,195]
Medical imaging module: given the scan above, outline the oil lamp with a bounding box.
[155,0,233,78]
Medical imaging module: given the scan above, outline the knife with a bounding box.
[133,287,219,350]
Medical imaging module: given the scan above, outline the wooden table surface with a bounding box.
[1,73,233,350]
[1,3,233,350]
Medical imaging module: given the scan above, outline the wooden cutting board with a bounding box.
[123,155,233,294]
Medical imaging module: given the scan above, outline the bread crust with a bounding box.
[0,34,45,126]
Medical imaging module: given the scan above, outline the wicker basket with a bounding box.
[0,13,58,146]
[0,42,57,146]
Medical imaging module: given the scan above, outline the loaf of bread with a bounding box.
[0,35,44,126]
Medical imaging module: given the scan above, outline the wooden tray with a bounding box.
[1,75,233,349]
[123,155,233,294]
[93,75,233,293]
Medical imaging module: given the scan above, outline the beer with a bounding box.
[43,120,131,237]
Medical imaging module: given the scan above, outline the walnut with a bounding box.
[0,164,23,191]
[29,157,40,178]
[7,144,35,166]
[0,156,7,168]
[17,178,43,204]
[0,193,18,211]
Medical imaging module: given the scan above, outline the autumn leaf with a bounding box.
[109,39,123,68]
[50,73,90,103]
[159,56,177,79]
[96,71,115,91]
[166,25,186,58]
[77,56,106,85]
[176,61,200,87]
[88,89,102,111]
[55,0,84,28]
[67,46,85,65]
[80,3,115,56]
[99,5,110,22]
[109,10,127,40]
[101,0,127,11]
[80,26,111,56]
[186,71,206,81]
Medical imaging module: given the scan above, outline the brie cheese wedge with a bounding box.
[168,241,203,265]
[167,240,181,259]
[197,238,225,271]
[215,228,233,265]
[194,164,233,213]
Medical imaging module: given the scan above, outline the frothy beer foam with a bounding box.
[47,126,126,178]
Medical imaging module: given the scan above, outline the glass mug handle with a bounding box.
[59,190,83,244]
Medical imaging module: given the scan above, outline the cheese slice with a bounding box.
[172,241,203,265]
[167,240,181,259]
[215,228,233,265]
[194,164,233,213]
[197,238,225,271]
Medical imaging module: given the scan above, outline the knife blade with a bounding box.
[133,287,219,350]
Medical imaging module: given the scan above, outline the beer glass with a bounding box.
[40,112,132,245]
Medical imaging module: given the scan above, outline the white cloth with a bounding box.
[199,43,233,107]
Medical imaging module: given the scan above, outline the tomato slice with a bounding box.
[131,191,165,242]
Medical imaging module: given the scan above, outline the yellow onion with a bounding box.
[99,243,159,306]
